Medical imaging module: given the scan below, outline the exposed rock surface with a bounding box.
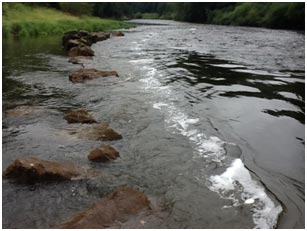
[61,186,150,228]
[69,69,119,83]
[64,109,97,124]
[63,30,111,54]
[68,44,94,57]
[88,145,120,162]
[80,123,122,141]
[3,157,80,182]
[111,31,125,37]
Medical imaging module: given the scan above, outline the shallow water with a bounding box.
[2,20,305,228]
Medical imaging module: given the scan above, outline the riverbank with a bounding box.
[2,4,134,38]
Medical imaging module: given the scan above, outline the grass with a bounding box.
[2,4,134,38]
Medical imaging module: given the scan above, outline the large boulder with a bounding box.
[69,69,119,83]
[3,157,81,183]
[64,109,97,124]
[68,44,94,57]
[61,186,150,228]
[80,123,122,141]
[88,145,119,162]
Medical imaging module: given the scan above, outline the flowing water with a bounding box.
[2,20,305,228]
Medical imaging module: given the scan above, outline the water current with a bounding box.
[2,20,305,228]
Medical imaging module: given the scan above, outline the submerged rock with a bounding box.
[61,186,150,228]
[80,123,122,141]
[64,109,97,124]
[88,145,120,162]
[5,105,46,118]
[3,157,80,183]
[69,69,119,83]
[68,56,93,66]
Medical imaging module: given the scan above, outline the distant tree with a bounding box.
[59,3,94,16]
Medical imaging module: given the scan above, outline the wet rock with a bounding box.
[3,157,80,183]
[65,39,80,51]
[62,30,80,49]
[63,30,111,53]
[68,44,94,57]
[111,31,125,37]
[81,123,122,141]
[64,109,97,124]
[90,32,111,42]
[88,145,119,162]
[5,105,46,118]
[69,69,119,83]
[61,186,150,228]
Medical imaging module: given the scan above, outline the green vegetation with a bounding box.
[209,3,305,30]
[2,3,133,38]
[2,2,304,36]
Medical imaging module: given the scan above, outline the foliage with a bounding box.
[2,3,134,38]
[209,3,305,30]
[59,2,93,16]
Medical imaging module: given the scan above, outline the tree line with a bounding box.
[4,2,304,30]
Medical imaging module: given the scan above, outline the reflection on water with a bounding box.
[165,52,305,124]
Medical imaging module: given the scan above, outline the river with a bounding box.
[2,19,305,228]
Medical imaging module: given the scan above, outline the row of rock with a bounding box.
[3,29,153,228]
[62,30,124,58]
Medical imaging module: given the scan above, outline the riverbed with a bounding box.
[2,19,305,228]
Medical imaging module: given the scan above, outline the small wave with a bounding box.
[131,51,282,229]
[208,158,282,228]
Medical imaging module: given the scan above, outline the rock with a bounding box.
[69,69,119,83]
[111,31,125,37]
[90,32,111,42]
[64,109,97,124]
[81,123,122,141]
[62,31,80,49]
[3,157,80,183]
[68,44,94,57]
[5,105,46,118]
[65,39,81,51]
[61,186,150,228]
[88,145,119,162]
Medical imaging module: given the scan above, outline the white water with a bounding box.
[129,38,282,228]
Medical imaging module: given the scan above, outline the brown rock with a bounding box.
[61,186,150,228]
[112,31,125,37]
[64,109,97,124]
[90,32,111,42]
[65,39,80,51]
[3,157,80,182]
[68,44,94,57]
[5,105,46,118]
[88,145,119,162]
[69,69,119,83]
[81,123,122,141]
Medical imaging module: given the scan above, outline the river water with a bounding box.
[2,20,305,228]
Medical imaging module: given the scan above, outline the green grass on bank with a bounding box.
[2,4,134,38]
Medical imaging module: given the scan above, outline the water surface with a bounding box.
[2,20,305,228]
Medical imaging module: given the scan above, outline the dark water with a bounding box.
[2,20,304,228]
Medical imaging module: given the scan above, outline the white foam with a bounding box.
[129,45,282,229]
[209,158,282,228]
[130,58,154,64]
